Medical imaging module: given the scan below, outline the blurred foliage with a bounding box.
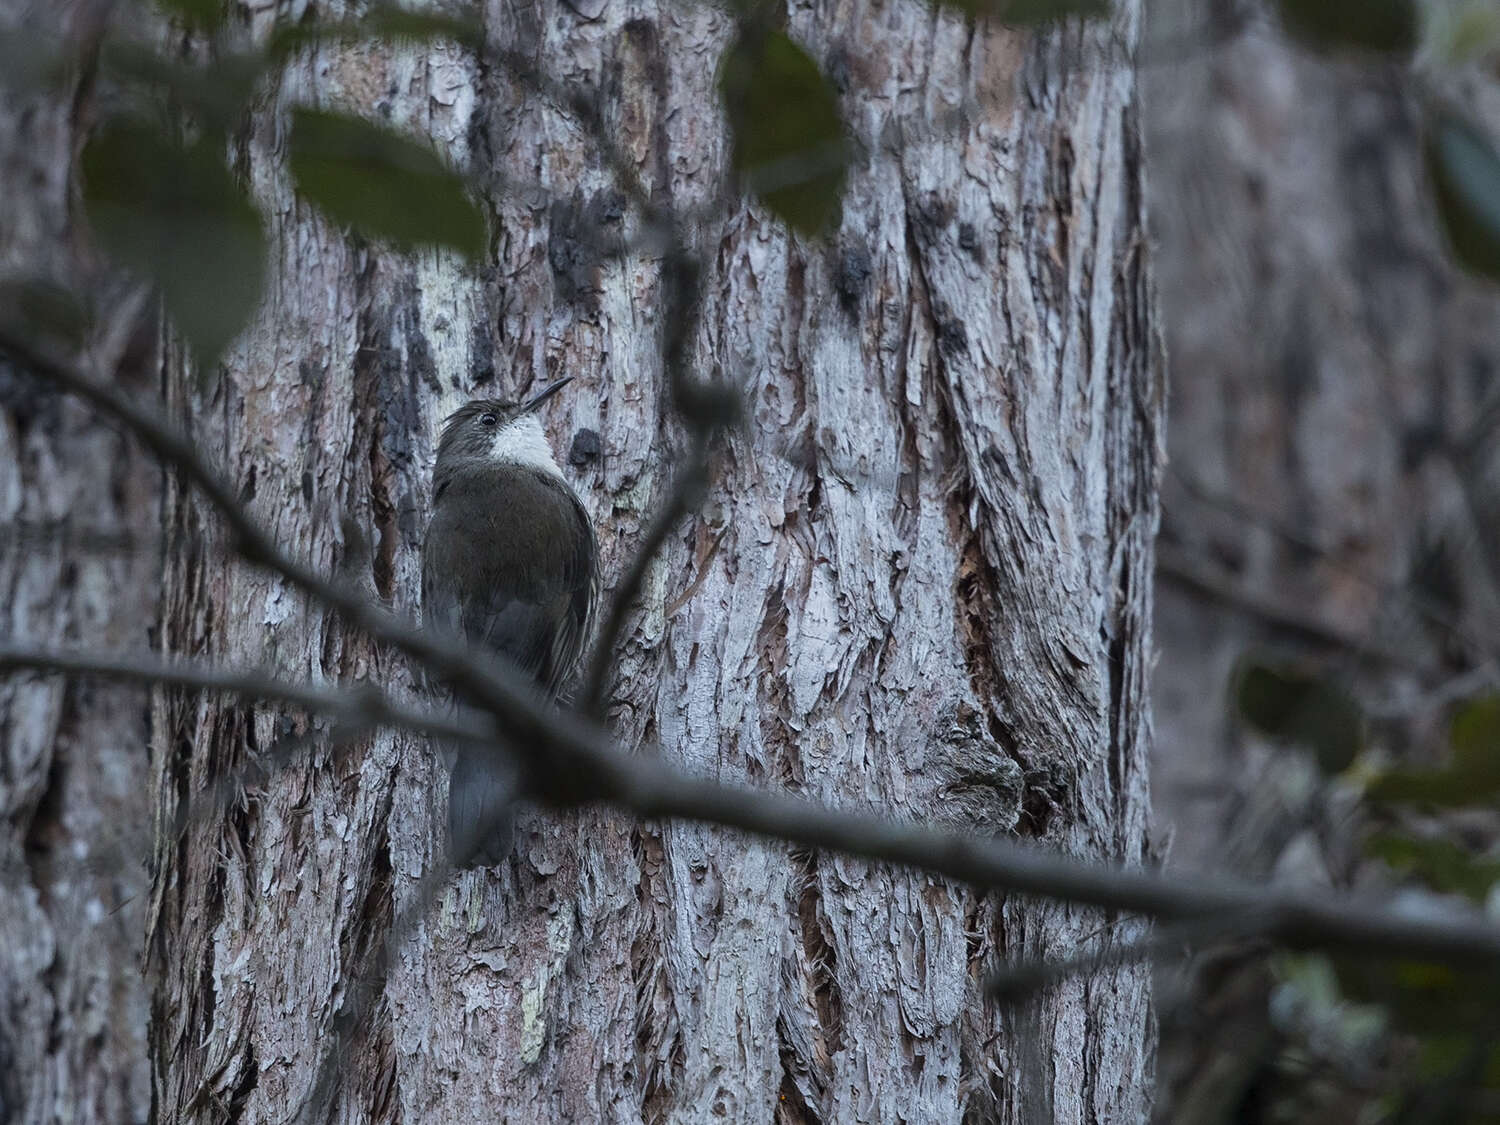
[719,30,848,237]
[1223,677,1500,1120]
[153,0,226,32]
[1233,657,1365,774]
[1275,0,1418,55]
[939,0,1107,22]
[81,120,265,367]
[288,109,486,259]
[1366,832,1500,902]
[1367,695,1500,806]
[1427,113,1500,283]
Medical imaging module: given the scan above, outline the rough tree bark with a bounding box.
[129,1,1160,1123]
[0,3,155,1123]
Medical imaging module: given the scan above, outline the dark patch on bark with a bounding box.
[936,312,967,360]
[936,702,1024,834]
[568,427,601,467]
[794,853,844,1060]
[958,222,982,263]
[774,848,839,1123]
[225,1040,257,1122]
[633,827,683,1125]
[620,19,672,201]
[548,190,627,311]
[21,740,68,868]
[909,192,955,250]
[834,243,872,317]
[823,43,851,95]
[469,321,496,386]
[405,314,440,397]
[236,463,256,506]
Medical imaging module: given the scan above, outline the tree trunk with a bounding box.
[0,4,154,1123]
[145,2,1159,1123]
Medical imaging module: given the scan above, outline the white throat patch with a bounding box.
[489,415,564,479]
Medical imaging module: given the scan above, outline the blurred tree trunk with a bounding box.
[143,2,1160,1122]
[1142,0,1500,1117]
[0,3,154,1123]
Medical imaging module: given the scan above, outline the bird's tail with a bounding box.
[448,746,520,869]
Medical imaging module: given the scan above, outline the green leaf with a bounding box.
[100,42,263,132]
[82,120,266,367]
[153,0,227,32]
[936,0,1107,23]
[1366,833,1500,903]
[1234,658,1364,774]
[719,31,848,237]
[288,109,485,259]
[269,6,483,59]
[1275,0,1417,55]
[1336,955,1498,1034]
[363,6,483,48]
[1367,695,1500,806]
[1428,113,1500,282]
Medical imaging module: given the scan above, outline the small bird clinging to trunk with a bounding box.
[421,378,597,868]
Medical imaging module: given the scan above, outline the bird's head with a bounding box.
[434,378,573,481]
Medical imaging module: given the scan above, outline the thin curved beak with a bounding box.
[521,376,573,415]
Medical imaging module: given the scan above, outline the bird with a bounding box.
[421,377,597,868]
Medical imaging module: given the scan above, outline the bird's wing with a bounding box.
[421,469,596,695]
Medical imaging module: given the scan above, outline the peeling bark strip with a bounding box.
[145,2,1158,1123]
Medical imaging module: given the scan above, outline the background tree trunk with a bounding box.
[0,3,155,1123]
[0,1,1163,1123]
[1142,1,1500,1116]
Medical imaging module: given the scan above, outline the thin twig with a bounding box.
[627,769,1500,966]
[580,437,711,716]
[9,636,1500,969]
[984,908,1269,1000]
[0,645,488,747]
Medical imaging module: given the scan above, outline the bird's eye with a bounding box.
[479,412,498,427]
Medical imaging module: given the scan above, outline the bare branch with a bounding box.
[0,645,487,746]
[984,909,1269,1001]
[580,437,711,716]
[627,768,1500,965]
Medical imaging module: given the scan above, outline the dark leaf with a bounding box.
[937,0,1107,23]
[1367,695,1500,806]
[1337,955,1498,1035]
[101,42,262,131]
[153,0,227,32]
[1276,0,1417,54]
[82,120,266,366]
[289,109,485,259]
[719,30,847,237]
[1366,832,1500,903]
[1428,113,1500,281]
[270,7,483,59]
[1234,658,1364,774]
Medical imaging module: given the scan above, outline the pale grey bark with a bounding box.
[0,4,154,1123]
[0,1,1162,1123]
